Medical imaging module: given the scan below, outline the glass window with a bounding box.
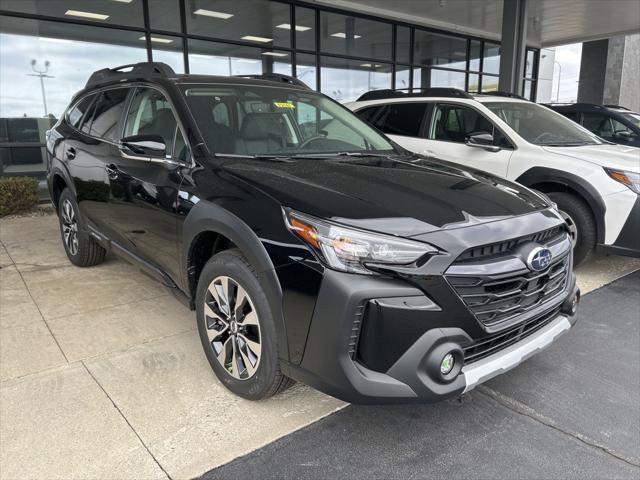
[295,7,316,51]
[413,68,466,90]
[320,57,391,103]
[183,85,395,156]
[173,128,189,162]
[469,40,481,71]
[430,103,511,148]
[525,49,535,78]
[0,16,147,120]
[320,12,392,61]
[395,66,411,91]
[296,53,317,90]
[619,112,640,129]
[150,35,185,73]
[149,0,182,33]
[396,26,411,64]
[414,30,467,69]
[523,79,533,101]
[0,0,144,28]
[485,102,601,145]
[80,100,97,134]
[354,106,384,124]
[481,75,499,92]
[483,43,500,75]
[368,103,427,137]
[124,88,177,150]
[67,95,97,129]
[88,88,129,141]
[581,113,622,138]
[468,73,480,93]
[188,39,291,76]
[186,0,291,48]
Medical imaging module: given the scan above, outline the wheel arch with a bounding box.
[516,167,606,244]
[182,200,289,360]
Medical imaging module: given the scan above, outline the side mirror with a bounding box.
[120,134,166,160]
[466,132,501,152]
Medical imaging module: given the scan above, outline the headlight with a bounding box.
[604,168,640,194]
[284,209,438,275]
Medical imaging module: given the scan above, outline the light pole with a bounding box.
[28,59,54,116]
[554,60,562,102]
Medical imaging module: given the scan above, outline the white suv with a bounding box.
[347,90,640,264]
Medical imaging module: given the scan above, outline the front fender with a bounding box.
[181,200,289,361]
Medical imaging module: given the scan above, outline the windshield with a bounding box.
[182,85,395,157]
[619,112,640,129]
[484,101,602,146]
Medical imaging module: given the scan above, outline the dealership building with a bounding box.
[1,0,638,187]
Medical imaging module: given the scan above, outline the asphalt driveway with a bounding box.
[202,272,640,480]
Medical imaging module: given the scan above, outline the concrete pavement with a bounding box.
[1,213,638,479]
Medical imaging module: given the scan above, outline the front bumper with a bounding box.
[284,268,579,404]
[599,195,640,258]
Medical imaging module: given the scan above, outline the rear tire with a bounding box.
[196,249,292,400]
[58,188,106,267]
[548,192,595,266]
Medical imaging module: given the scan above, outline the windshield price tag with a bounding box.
[274,101,295,109]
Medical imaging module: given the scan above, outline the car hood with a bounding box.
[542,143,640,172]
[220,154,549,237]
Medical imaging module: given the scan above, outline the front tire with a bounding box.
[549,192,596,265]
[196,249,291,400]
[57,188,106,267]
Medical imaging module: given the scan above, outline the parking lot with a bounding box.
[0,212,638,479]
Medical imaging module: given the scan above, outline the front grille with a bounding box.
[457,226,565,263]
[463,307,561,364]
[448,252,570,327]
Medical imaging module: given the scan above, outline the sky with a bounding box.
[551,43,582,103]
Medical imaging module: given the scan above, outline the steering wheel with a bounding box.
[299,135,327,149]
[532,132,557,144]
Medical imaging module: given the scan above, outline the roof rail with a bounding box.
[475,91,527,100]
[356,88,472,101]
[85,62,176,89]
[233,73,311,89]
[604,104,629,110]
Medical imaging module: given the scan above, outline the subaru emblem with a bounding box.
[527,246,553,272]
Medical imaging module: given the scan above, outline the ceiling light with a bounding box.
[111,0,133,3]
[139,36,174,44]
[331,32,361,39]
[241,35,273,43]
[276,23,311,32]
[65,10,109,20]
[236,59,259,63]
[193,9,233,19]
[261,52,288,57]
[360,63,372,67]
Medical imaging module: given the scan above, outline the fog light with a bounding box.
[440,353,455,375]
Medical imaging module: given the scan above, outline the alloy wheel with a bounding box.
[61,199,79,256]
[204,275,262,380]
[559,209,578,248]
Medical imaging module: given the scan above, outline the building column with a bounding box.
[498,0,528,94]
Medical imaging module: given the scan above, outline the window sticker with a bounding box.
[274,101,295,109]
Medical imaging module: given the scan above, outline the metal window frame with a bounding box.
[0,0,541,97]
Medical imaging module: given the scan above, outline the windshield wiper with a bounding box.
[214,153,294,162]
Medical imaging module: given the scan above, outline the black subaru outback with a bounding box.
[47,63,580,403]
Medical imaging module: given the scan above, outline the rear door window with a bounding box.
[369,103,428,137]
[88,88,130,141]
[67,94,97,129]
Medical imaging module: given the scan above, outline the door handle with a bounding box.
[65,147,76,160]
[105,164,119,179]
